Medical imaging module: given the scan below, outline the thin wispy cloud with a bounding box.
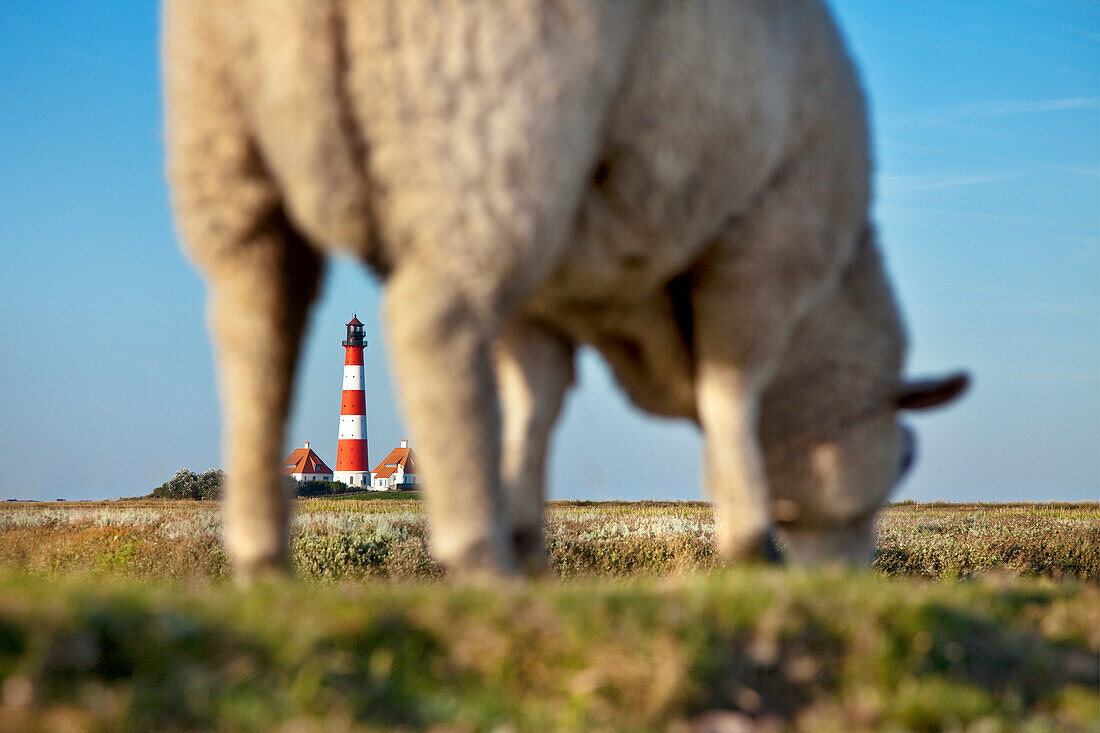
[1045,163,1100,179]
[924,287,1100,323]
[894,97,1100,127]
[879,170,1022,192]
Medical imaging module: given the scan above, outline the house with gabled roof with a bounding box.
[370,439,420,490]
[283,441,334,482]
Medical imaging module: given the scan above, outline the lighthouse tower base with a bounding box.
[334,470,371,489]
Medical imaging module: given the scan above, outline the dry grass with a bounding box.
[1,499,1095,582]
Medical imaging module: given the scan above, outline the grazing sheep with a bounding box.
[165,0,967,581]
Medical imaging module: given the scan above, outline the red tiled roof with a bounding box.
[283,447,333,476]
[372,466,397,479]
[370,445,419,475]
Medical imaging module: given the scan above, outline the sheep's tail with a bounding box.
[239,1,374,257]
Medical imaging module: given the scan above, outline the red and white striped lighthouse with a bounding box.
[333,315,369,487]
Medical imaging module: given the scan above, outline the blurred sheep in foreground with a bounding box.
[164,0,967,581]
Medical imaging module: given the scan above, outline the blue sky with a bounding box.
[0,1,1097,502]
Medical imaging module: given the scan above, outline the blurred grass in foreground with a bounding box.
[1,501,1097,730]
[0,570,1096,732]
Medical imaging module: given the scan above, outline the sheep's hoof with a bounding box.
[445,537,521,586]
[234,555,291,586]
[719,529,784,565]
[761,530,783,563]
[512,528,550,579]
[448,564,523,587]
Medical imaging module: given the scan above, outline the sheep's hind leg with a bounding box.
[384,266,522,581]
[495,321,575,573]
[207,209,322,582]
[166,0,324,582]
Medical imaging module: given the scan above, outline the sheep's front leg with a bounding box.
[691,146,867,563]
[693,362,779,562]
[495,321,575,572]
[207,210,322,581]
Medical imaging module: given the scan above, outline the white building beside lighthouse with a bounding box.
[370,440,420,490]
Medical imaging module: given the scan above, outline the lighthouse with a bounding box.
[333,315,370,487]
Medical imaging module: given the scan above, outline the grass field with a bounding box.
[0,499,1097,731]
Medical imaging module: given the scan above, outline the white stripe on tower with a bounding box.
[342,364,364,390]
[338,415,365,439]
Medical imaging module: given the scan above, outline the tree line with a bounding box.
[151,468,357,500]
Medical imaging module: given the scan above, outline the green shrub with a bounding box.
[151,468,223,500]
[292,532,391,579]
[294,479,351,498]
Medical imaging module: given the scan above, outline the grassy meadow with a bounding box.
[0,498,1097,731]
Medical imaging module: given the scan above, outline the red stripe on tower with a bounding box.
[334,315,369,488]
[340,391,366,415]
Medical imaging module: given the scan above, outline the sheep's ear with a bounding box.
[895,372,970,411]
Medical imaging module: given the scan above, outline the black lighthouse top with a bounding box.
[343,315,366,348]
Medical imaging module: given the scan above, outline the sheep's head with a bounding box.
[759,231,968,564]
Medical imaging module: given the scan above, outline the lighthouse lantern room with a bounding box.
[334,315,370,487]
